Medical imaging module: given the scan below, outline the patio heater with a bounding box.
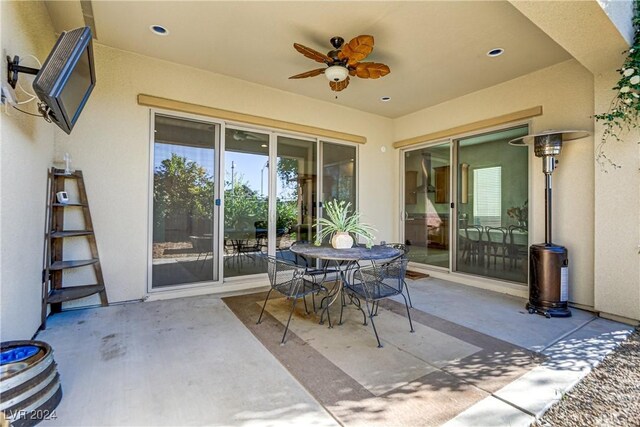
[509,130,589,318]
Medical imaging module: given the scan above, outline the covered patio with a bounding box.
[37,277,632,426]
[2,1,639,426]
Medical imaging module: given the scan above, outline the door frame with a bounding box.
[146,112,361,295]
[400,139,453,272]
[147,109,226,294]
[399,120,532,286]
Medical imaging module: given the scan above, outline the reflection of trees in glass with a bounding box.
[277,157,299,201]
[224,172,267,230]
[324,162,355,211]
[225,171,298,232]
[155,153,301,240]
[154,154,214,239]
[276,199,297,231]
[276,157,301,231]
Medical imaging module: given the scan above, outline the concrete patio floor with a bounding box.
[35,277,634,426]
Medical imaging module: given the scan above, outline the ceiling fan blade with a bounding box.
[330,77,350,92]
[353,62,390,79]
[289,68,325,79]
[293,43,332,64]
[338,35,374,66]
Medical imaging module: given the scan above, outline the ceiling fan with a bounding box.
[289,35,390,92]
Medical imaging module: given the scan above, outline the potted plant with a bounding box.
[315,200,376,248]
[507,200,528,227]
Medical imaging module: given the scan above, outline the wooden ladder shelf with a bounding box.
[41,168,108,328]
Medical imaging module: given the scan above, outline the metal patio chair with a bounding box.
[373,243,413,308]
[257,256,326,344]
[345,257,414,348]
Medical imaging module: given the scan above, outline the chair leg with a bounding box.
[401,293,415,333]
[257,289,273,324]
[338,285,347,325]
[365,300,383,348]
[339,287,345,325]
[303,294,309,314]
[349,293,367,325]
[281,297,298,344]
[403,280,413,308]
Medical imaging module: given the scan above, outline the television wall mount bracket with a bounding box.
[7,55,40,89]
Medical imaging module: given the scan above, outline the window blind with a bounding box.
[473,167,502,226]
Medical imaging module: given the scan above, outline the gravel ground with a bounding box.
[534,326,640,427]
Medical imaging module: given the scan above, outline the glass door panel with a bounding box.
[276,136,317,259]
[455,126,529,283]
[320,142,357,243]
[403,143,450,267]
[224,129,269,278]
[151,114,217,288]
[321,142,356,207]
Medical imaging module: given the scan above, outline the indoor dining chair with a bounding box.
[485,227,509,268]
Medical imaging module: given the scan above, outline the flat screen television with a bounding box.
[32,27,96,135]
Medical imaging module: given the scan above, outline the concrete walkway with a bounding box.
[36,278,633,426]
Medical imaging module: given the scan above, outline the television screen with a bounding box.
[32,27,96,134]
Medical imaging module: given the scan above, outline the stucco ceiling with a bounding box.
[45,1,571,118]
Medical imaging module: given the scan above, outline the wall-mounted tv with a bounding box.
[32,27,96,135]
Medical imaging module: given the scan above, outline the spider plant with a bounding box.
[314,200,376,247]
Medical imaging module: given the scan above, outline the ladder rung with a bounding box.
[52,203,87,207]
[52,169,81,179]
[50,259,99,270]
[51,230,94,238]
[47,285,105,304]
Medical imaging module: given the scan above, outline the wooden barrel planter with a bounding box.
[0,341,62,427]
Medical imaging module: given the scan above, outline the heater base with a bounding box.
[526,301,572,318]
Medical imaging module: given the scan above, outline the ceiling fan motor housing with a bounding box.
[330,36,344,49]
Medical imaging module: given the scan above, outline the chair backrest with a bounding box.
[189,236,212,252]
[508,226,527,244]
[264,255,303,297]
[367,256,409,293]
[254,221,268,239]
[384,242,409,255]
[464,225,483,242]
[485,227,507,244]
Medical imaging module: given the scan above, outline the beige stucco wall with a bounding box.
[54,43,395,304]
[0,1,56,340]
[593,69,640,322]
[393,59,596,308]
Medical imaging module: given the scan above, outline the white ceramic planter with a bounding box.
[331,232,354,249]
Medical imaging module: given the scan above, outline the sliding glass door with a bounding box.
[455,126,529,283]
[402,142,450,268]
[150,115,359,288]
[321,142,357,207]
[223,128,270,278]
[151,114,219,288]
[401,125,529,284]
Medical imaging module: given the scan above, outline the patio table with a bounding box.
[289,243,401,327]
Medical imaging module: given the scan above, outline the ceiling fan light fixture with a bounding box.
[325,65,349,82]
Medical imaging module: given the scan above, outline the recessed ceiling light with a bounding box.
[487,48,504,57]
[380,96,391,102]
[150,25,169,36]
[261,144,268,148]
